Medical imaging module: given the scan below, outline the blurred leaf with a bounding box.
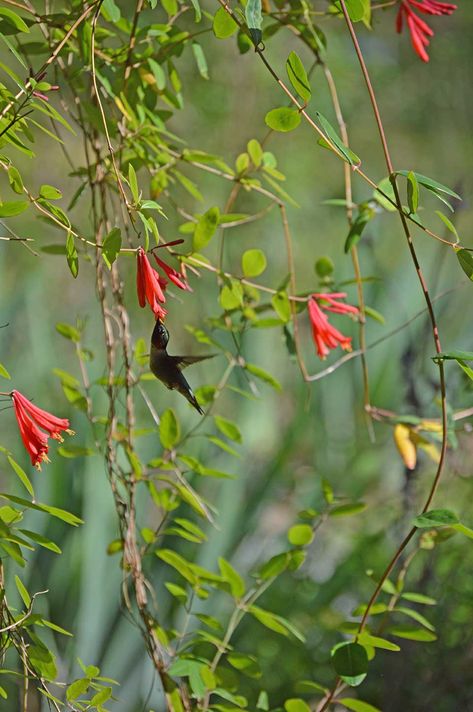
[265,107,301,133]
[14,575,30,607]
[218,557,245,597]
[214,415,242,443]
[338,699,381,712]
[39,184,62,200]
[316,112,360,166]
[288,524,313,546]
[159,409,180,449]
[414,509,459,528]
[242,248,267,277]
[0,200,28,216]
[213,7,238,38]
[286,51,311,102]
[102,227,121,269]
[8,456,34,497]
[331,642,368,686]
[193,207,220,250]
[284,699,311,712]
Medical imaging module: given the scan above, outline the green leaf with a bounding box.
[338,0,371,22]
[90,687,112,706]
[394,606,435,631]
[67,678,90,701]
[245,0,263,45]
[66,232,78,278]
[242,248,267,277]
[248,138,263,167]
[245,362,281,390]
[39,184,62,201]
[249,605,305,641]
[14,575,30,607]
[0,200,28,217]
[159,409,180,450]
[265,107,301,133]
[338,699,381,712]
[272,292,291,322]
[213,7,238,38]
[19,529,61,554]
[193,207,220,251]
[316,113,360,166]
[435,210,458,240]
[364,306,385,325]
[357,632,400,652]
[128,163,139,202]
[387,625,437,642]
[433,350,473,362]
[0,362,10,379]
[401,592,436,605]
[315,256,334,278]
[58,445,94,458]
[102,0,121,21]
[284,700,311,712]
[189,0,201,22]
[455,248,473,281]
[8,166,23,194]
[286,51,311,103]
[0,494,83,526]
[332,642,368,686]
[218,557,245,597]
[192,43,209,80]
[288,524,313,546]
[102,227,122,269]
[56,322,80,342]
[214,415,242,443]
[8,456,34,497]
[406,171,419,214]
[396,171,461,200]
[414,509,459,528]
[329,502,367,517]
[452,522,473,539]
[0,7,30,33]
[344,210,372,253]
[148,57,166,90]
[220,281,244,310]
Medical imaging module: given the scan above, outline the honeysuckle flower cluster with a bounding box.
[136,246,191,321]
[11,390,73,469]
[308,293,359,360]
[396,0,457,62]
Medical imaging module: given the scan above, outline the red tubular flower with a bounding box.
[308,294,358,360]
[396,0,457,63]
[136,247,167,320]
[154,255,192,292]
[11,390,73,469]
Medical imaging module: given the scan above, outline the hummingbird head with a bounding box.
[151,320,169,350]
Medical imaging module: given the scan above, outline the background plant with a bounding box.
[0,0,472,711]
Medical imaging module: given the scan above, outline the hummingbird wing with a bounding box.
[171,354,217,370]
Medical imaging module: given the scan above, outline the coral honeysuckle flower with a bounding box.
[11,390,73,469]
[396,0,457,63]
[136,247,167,320]
[308,293,359,360]
[154,255,192,292]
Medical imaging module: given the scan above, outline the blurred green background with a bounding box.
[1,1,473,710]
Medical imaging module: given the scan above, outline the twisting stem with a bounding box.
[316,5,450,709]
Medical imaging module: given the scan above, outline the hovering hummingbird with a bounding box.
[149,320,215,415]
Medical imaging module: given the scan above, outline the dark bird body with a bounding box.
[149,321,214,414]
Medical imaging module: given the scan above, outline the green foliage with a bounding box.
[0,1,470,710]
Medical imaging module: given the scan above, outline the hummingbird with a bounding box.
[149,320,215,415]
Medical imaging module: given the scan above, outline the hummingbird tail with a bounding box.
[190,394,204,415]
